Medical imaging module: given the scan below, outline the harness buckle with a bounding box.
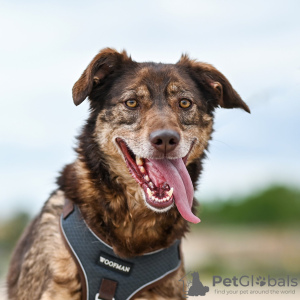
[95,293,115,300]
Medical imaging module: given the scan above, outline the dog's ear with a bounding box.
[177,55,250,113]
[72,48,132,106]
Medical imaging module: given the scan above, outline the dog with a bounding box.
[6,48,250,300]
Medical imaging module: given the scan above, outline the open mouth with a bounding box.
[116,138,200,223]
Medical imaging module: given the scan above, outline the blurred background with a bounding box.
[0,0,299,298]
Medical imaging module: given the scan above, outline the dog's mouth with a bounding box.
[116,138,200,224]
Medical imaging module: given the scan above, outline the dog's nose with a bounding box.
[150,129,180,154]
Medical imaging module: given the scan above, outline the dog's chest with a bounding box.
[60,203,182,300]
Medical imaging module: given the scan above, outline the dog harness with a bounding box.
[60,200,182,300]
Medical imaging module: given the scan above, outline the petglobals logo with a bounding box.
[179,271,210,297]
[179,273,298,298]
[212,275,298,297]
[212,275,298,288]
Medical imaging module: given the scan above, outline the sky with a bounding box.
[0,0,299,218]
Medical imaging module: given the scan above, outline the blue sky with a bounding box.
[0,0,299,217]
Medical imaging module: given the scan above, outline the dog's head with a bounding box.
[72,48,250,224]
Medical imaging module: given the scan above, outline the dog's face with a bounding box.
[73,48,250,224]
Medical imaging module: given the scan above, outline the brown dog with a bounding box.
[6,48,249,300]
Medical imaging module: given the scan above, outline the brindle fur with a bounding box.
[6,48,249,299]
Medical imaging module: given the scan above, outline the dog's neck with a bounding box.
[58,157,189,258]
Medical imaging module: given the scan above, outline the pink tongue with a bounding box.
[148,158,200,224]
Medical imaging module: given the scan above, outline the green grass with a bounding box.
[0,212,30,277]
[197,185,300,227]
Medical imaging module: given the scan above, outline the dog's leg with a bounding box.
[40,282,81,300]
[7,191,82,300]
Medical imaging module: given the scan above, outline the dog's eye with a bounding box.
[125,99,139,109]
[179,99,192,109]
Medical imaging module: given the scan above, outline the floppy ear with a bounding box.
[177,55,250,113]
[72,48,131,106]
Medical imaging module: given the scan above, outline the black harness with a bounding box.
[60,202,181,300]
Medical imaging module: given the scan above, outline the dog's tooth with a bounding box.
[144,175,150,181]
[136,156,143,166]
[149,182,154,189]
[167,188,174,197]
[147,188,153,197]
[139,166,145,173]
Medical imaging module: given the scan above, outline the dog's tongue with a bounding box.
[148,158,200,223]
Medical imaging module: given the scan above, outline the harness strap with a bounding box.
[62,198,74,219]
[98,278,118,300]
[60,199,182,300]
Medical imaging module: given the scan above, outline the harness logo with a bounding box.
[98,251,133,275]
